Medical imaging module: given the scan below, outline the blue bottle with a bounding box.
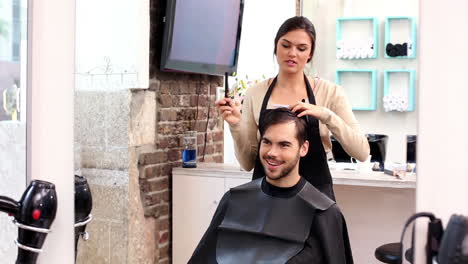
[182,131,197,168]
[182,149,197,168]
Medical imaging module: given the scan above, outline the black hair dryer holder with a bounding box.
[0,180,57,264]
[74,175,93,260]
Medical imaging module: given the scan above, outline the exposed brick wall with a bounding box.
[139,0,225,263]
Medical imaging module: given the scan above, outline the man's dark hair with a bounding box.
[259,108,308,145]
[274,16,317,63]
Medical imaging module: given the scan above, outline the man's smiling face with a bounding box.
[259,121,308,181]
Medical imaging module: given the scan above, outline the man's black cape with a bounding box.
[188,177,354,264]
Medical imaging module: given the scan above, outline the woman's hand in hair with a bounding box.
[290,101,331,123]
[216,98,242,126]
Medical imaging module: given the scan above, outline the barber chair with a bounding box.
[0,180,57,264]
[375,212,468,264]
[438,214,468,263]
[74,175,93,260]
[331,134,388,171]
[406,135,417,164]
[331,136,352,162]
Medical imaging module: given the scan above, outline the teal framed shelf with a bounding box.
[336,17,378,60]
[384,16,417,59]
[335,69,378,111]
[383,69,416,111]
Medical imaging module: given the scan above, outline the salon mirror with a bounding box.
[72,0,419,263]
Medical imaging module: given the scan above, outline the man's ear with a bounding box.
[300,140,309,157]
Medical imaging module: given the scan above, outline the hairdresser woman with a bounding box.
[216,16,369,200]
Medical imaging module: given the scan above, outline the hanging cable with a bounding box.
[202,78,212,161]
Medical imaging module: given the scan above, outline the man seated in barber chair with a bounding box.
[189,108,353,264]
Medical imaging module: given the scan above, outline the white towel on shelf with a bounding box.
[337,39,375,59]
[383,93,409,112]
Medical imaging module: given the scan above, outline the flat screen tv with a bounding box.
[160,0,244,76]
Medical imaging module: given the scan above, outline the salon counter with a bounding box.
[173,162,417,189]
[172,163,416,264]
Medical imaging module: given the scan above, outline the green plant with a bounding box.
[229,74,266,102]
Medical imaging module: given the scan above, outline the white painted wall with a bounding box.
[235,0,296,80]
[415,1,468,262]
[223,0,296,165]
[75,0,149,91]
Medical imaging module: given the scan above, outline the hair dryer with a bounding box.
[0,180,57,264]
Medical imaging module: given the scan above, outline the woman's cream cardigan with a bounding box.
[229,76,370,171]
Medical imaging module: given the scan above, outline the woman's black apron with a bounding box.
[252,76,336,200]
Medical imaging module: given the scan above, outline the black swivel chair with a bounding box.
[375,213,468,264]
